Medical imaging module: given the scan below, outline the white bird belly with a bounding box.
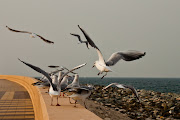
[96,63,105,72]
[49,86,60,97]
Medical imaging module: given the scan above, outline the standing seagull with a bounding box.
[78,25,146,79]
[6,26,54,44]
[70,33,89,49]
[18,59,86,106]
[102,83,140,102]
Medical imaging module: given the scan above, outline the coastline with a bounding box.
[79,85,180,120]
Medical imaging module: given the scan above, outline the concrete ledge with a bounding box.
[0,75,48,120]
[0,75,102,120]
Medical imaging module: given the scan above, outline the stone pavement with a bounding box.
[0,79,34,120]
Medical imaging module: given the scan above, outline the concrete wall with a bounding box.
[0,75,49,120]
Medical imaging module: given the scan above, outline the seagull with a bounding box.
[67,85,94,108]
[102,83,140,102]
[78,25,146,79]
[6,26,54,44]
[18,59,86,106]
[59,75,69,97]
[66,74,80,103]
[66,74,80,89]
[70,33,89,49]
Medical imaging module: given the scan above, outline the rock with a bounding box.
[114,107,119,111]
[110,105,116,108]
[176,97,180,101]
[105,104,111,107]
[119,109,126,113]
[104,118,111,120]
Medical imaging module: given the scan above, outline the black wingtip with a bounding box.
[144,52,146,56]
[18,58,22,62]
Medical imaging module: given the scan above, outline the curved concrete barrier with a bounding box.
[0,75,49,120]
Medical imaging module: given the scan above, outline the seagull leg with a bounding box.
[51,97,53,106]
[46,89,49,93]
[97,72,100,75]
[56,97,61,106]
[69,97,73,104]
[74,100,77,107]
[84,100,87,109]
[101,72,107,79]
[92,65,95,68]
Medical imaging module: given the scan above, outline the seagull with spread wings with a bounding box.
[102,83,140,102]
[67,85,94,108]
[78,25,146,79]
[6,26,54,44]
[18,59,86,106]
[70,33,89,49]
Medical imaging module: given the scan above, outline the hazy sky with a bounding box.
[0,0,180,78]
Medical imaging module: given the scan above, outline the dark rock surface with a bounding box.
[81,85,180,120]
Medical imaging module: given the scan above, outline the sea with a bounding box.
[35,77,180,94]
[78,77,180,94]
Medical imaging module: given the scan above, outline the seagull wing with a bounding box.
[48,65,59,68]
[102,83,125,90]
[78,25,98,49]
[106,50,146,66]
[6,26,31,34]
[59,63,87,84]
[70,33,83,43]
[18,59,57,90]
[121,84,140,102]
[78,25,105,64]
[36,34,54,44]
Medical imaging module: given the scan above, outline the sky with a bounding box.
[0,0,180,78]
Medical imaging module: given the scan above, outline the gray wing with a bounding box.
[106,50,146,66]
[18,59,57,91]
[59,63,87,84]
[122,84,140,102]
[78,25,99,50]
[78,25,105,64]
[6,26,31,34]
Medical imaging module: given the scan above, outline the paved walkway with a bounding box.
[40,88,102,120]
[0,79,34,120]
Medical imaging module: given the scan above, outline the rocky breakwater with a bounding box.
[89,85,180,120]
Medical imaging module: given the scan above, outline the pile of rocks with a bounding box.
[89,85,180,119]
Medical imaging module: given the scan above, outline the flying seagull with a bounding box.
[6,26,54,44]
[102,83,140,102]
[70,33,89,49]
[78,25,146,79]
[18,59,86,106]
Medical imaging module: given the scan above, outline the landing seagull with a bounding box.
[18,59,86,106]
[70,33,89,49]
[67,85,94,108]
[78,25,146,79]
[6,26,54,44]
[102,83,140,102]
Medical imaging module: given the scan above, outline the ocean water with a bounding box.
[79,77,180,94]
